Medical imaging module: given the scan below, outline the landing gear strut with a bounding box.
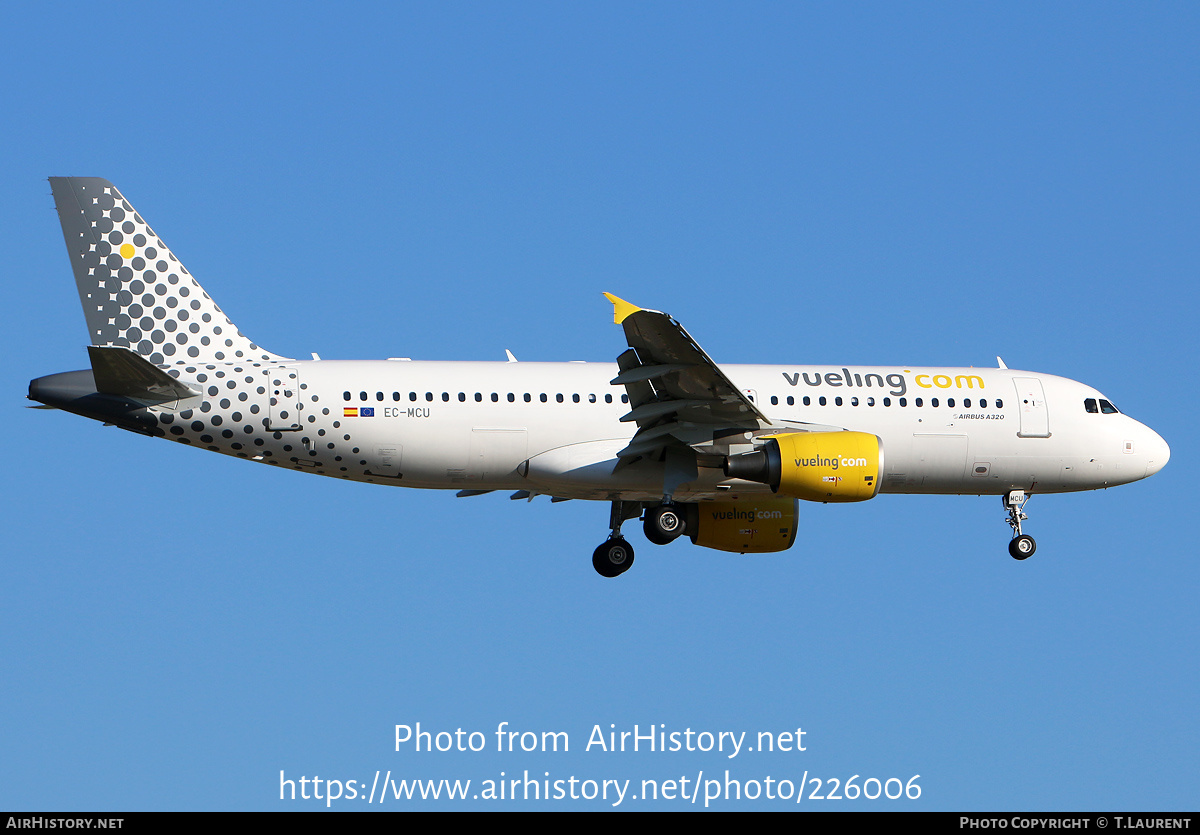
[593,500,641,577]
[1004,490,1036,560]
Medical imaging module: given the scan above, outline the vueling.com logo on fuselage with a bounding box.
[795,456,868,470]
[781,368,986,397]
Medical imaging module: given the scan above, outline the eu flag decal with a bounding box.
[360,407,375,417]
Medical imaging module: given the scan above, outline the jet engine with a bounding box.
[686,498,799,554]
[724,431,883,503]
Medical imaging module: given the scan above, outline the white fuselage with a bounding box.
[150,359,1169,502]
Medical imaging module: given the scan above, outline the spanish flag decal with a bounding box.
[344,407,358,417]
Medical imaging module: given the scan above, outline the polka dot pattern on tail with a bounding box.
[49,178,287,366]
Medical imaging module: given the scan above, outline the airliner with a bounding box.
[29,178,1170,577]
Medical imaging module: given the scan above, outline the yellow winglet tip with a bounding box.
[603,292,642,324]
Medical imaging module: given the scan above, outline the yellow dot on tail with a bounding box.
[119,243,135,259]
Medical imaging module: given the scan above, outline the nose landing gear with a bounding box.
[1004,490,1036,560]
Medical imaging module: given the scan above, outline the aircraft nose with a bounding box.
[1142,427,1170,477]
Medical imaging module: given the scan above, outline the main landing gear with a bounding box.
[1004,490,1036,560]
[644,503,685,545]
[593,538,634,578]
[593,501,691,577]
[592,500,642,578]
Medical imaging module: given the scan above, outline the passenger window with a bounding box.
[425,392,433,402]
[491,393,499,402]
[948,398,955,408]
[343,391,351,401]
[540,393,547,403]
[883,397,891,406]
[867,397,875,406]
[1100,399,1119,414]
[835,396,843,406]
[915,398,922,407]
[851,397,859,406]
[899,397,907,407]
[507,393,515,402]
[588,393,596,403]
[819,396,827,406]
[786,396,794,406]
[803,396,811,406]
[621,394,629,403]
[360,391,368,401]
[1084,398,1099,414]
[393,392,401,401]
[931,397,939,407]
[572,394,580,403]
[524,393,531,402]
[996,399,1003,408]
[442,392,450,402]
[556,394,564,403]
[964,398,971,408]
[409,392,417,401]
[376,392,384,401]
[475,393,482,402]
[770,395,778,405]
[605,394,613,404]
[980,399,987,408]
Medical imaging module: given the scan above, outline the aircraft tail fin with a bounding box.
[49,177,285,365]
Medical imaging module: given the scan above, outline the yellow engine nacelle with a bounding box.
[724,431,883,503]
[686,498,799,554]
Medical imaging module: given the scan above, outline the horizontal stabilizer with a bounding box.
[88,346,197,403]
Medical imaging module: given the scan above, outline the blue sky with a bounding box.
[3,3,1197,810]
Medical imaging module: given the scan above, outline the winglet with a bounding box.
[603,292,642,325]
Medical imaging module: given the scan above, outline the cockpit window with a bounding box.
[1084,398,1099,414]
[1099,399,1119,414]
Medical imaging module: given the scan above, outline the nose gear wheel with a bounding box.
[1003,491,1036,560]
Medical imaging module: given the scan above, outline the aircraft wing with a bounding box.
[604,293,772,468]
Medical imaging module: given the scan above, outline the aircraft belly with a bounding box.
[525,439,654,493]
[969,455,1067,493]
[876,428,1077,494]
